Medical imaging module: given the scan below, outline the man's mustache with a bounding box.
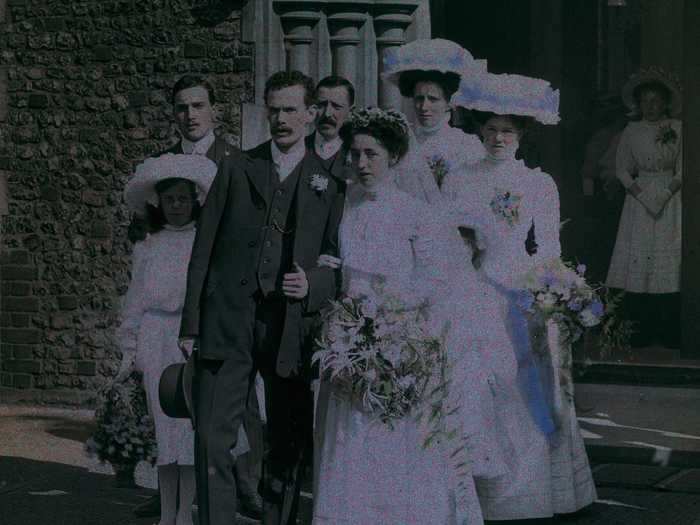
[318,116,336,127]
[272,126,293,134]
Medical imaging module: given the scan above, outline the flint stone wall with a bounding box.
[0,0,253,405]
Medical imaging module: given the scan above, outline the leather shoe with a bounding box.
[238,492,263,520]
[133,494,160,518]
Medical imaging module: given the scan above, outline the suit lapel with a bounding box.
[293,153,326,252]
[245,142,273,204]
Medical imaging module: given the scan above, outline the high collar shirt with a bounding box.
[314,132,343,161]
[181,130,215,156]
[271,138,307,181]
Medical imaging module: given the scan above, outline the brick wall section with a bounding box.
[0,0,253,404]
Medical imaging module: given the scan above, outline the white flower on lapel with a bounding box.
[309,173,329,193]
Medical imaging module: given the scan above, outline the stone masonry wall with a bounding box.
[0,0,253,404]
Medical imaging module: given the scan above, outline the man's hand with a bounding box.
[317,254,342,269]
[283,262,309,299]
[178,337,197,359]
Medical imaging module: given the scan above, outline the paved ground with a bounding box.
[3,402,700,524]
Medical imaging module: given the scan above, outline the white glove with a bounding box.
[317,254,342,269]
[635,188,663,217]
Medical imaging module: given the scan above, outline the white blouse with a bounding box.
[449,158,561,288]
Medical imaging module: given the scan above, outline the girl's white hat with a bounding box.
[125,153,217,215]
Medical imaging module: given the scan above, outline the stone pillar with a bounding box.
[372,1,419,110]
[681,1,700,358]
[275,1,323,75]
[326,8,368,90]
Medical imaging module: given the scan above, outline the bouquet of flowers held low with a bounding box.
[85,372,157,470]
[518,258,605,356]
[312,289,448,431]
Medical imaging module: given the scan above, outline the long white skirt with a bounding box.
[136,311,195,466]
[313,381,483,525]
[607,174,681,293]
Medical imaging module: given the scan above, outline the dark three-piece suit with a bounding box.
[179,139,345,525]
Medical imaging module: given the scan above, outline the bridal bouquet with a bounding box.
[518,258,604,348]
[312,294,446,428]
[85,372,157,468]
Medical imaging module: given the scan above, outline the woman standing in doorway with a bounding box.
[606,68,683,349]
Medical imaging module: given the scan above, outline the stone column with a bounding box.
[372,1,419,110]
[274,1,323,75]
[326,7,368,90]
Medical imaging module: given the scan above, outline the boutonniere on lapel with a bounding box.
[490,188,522,227]
[426,155,451,189]
[655,123,678,146]
[309,173,329,194]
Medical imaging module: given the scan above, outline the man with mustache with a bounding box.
[179,70,344,525]
[131,74,264,521]
[305,75,354,182]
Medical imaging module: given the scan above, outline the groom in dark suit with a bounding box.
[179,70,344,525]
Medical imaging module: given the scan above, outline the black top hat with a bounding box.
[158,354,195,420]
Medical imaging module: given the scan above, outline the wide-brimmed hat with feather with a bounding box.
[124,153,217,216]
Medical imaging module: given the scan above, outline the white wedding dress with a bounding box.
[312,180,486,525]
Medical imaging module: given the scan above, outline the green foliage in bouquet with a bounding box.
[596,287,635,361]
[85,373,157,467]
[313,295,446,430]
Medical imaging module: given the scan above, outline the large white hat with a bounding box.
[125,153,218,215]
[621,66,682,117]
[382,38,487,93]
[454,72,560,125]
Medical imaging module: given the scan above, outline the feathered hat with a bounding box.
[454,72,560,125]
[382,38,487,100]
[125,153,218,216]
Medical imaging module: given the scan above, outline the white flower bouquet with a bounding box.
[85,373,157,469]
[517,258,604,347]
[312,294,445,428]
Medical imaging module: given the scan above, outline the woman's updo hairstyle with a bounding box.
[471,110,534,137]
[339,107,411,161]
[398,69,461,101]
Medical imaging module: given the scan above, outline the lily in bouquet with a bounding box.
[312,293,447,430]
[518,258,605,349]
[85,372,157,472]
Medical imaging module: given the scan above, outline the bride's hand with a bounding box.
[317,254,342,269]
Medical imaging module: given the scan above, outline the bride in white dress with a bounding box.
[312,108,488,525]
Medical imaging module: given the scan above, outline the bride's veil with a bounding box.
[391,127,442,205]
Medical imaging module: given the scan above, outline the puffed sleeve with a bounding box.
[615,124,638,189]
[116,239,149,371]
[532,171,561,263]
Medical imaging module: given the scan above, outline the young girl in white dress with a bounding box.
[313,108,490,525]
[448,73,597,519]
[116,154,216,525]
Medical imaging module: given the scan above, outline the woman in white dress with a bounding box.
[606,68,682,349]
[448,73,597,519]
[313,108,487,525]
[116,154,216,525]
[382,38,485,201]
